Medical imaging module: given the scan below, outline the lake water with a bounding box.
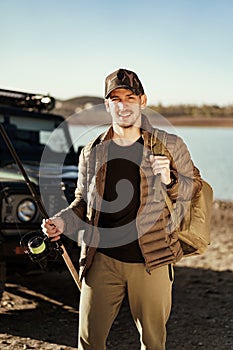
[69,125,233,201]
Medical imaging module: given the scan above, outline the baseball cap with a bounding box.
[105,68,145,98]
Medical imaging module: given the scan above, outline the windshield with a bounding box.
[0,112,76,166]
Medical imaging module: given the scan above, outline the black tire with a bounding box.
[0,261,6,300]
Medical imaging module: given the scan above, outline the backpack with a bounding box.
[151,129,213,257]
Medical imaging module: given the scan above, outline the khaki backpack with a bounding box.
[151,129,213,256]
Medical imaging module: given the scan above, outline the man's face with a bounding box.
[105,88,147,129]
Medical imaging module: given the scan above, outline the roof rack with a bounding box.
[0,88,55,112]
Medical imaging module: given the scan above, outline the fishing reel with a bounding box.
[20,231,63,269]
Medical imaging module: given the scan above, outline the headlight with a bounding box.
[17,199,36,222]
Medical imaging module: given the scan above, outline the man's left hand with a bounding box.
[149,155,171,185]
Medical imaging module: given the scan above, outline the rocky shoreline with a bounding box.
[0,199,232,349]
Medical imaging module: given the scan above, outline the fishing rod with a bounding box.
[0,123,81,291]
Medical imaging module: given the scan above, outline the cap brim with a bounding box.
[105,85,140,98]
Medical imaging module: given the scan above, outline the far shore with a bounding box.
[165,116,233,127]
[67,114,233,127]
[55,96,233,128]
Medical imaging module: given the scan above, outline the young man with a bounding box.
[42,68,202,350]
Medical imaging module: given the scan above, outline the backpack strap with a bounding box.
[150,129,167,156]
[151,130,178,223]
[151,129,168,202]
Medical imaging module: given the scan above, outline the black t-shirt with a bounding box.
[97,136,145,263]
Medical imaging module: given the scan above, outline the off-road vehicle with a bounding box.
[0,89,79,299]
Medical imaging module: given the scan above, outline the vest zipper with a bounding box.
[137,145,152,275]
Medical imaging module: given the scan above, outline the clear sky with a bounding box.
[1,0,233,106]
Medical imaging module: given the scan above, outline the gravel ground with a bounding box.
[0,200,233,350]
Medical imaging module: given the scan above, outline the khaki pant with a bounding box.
[78,252,174,350]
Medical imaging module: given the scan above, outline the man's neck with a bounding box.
[112,125,141,146]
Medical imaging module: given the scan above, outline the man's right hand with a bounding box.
[41,217,65,241]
